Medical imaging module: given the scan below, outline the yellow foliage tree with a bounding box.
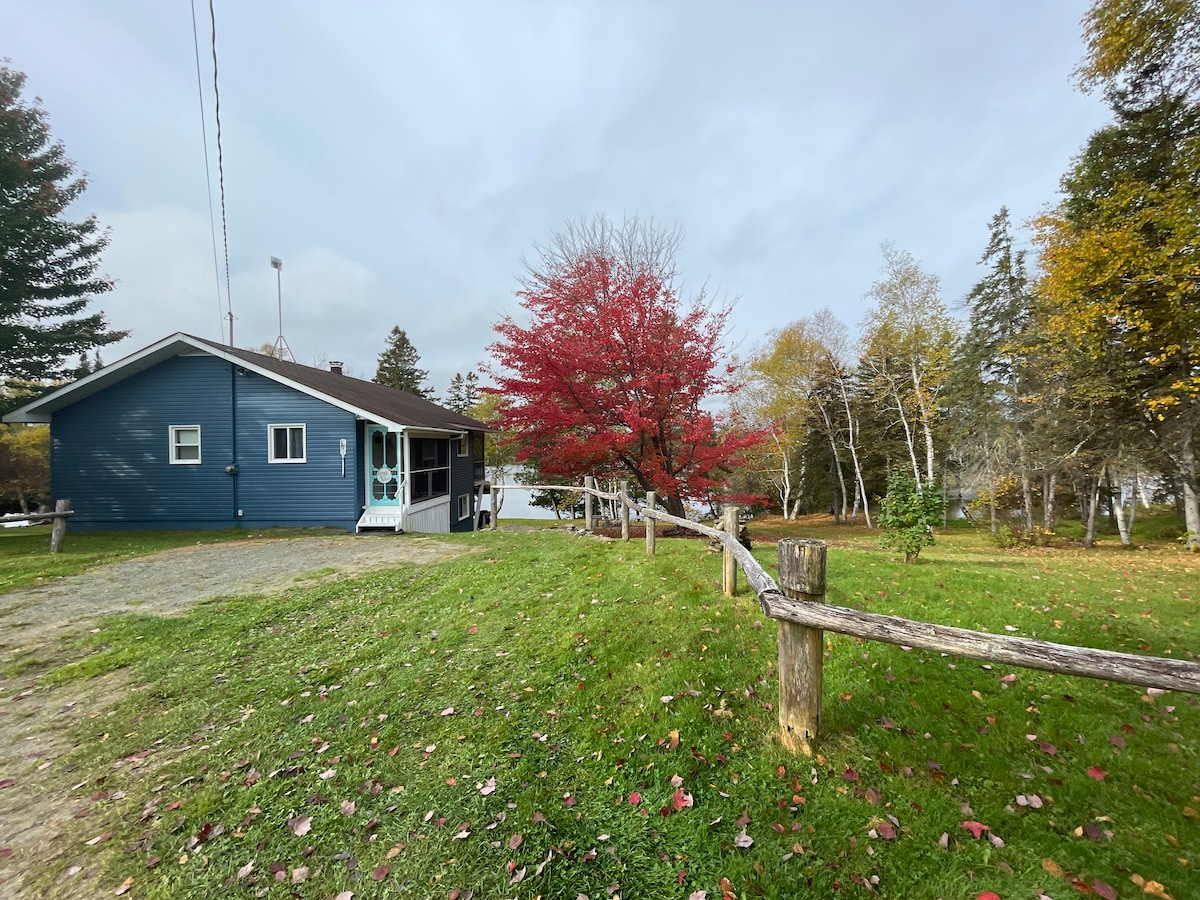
[1033,94,1200,546]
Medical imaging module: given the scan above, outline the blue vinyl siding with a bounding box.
[233,370,359,530]
[52,355,235,530]
[450,430,481,533]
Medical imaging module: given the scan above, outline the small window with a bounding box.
[457,436,470,457]
[268,424,306,463]
[457,493,472,520]
[169,425,202,464]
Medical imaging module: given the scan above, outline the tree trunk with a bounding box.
[1042,469,1057,538]
[1178,436,1200,550]
[772,432,793,518]
[986,455,998,535]
[1021,472,1034,538]
[1083,476,1101,549]
[890,382,922,487]
[663,494,688,519]
[837,380,871,528]
[1112,473,1132,547]
[910,361,937,486]
[1128,466,1138,533]
[817,403,848,524]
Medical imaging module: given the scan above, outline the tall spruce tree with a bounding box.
[0,63,126,387]
[445,371,480,413]
[374,326,435,398]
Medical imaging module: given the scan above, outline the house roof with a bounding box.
[2,332,493,434]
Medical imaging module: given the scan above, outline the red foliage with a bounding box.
[488,252,762,514]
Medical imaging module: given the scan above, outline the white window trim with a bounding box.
[169,425,202,465]
[456,436,470,457]
[457,493,471,520]
[268,423,307,464]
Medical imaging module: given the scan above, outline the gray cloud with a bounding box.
[4,0,1109,392]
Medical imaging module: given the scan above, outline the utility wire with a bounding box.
[190,0,225,343]
[208,0,234,344]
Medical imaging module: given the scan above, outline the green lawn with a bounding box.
[5,522,1199,899]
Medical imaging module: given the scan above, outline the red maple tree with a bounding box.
[487,217,761,518]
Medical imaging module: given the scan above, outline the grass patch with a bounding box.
[12,527,1200,899]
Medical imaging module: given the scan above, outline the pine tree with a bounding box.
[374,326,434,398]
[445,371,480,413]
[0,63,127,385]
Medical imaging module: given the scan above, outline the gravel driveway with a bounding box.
[1,533,467,653]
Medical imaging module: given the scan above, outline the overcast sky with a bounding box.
[6,1,1111,393]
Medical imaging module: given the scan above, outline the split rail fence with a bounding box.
[490,478,1200,756]
[2,498,73,552]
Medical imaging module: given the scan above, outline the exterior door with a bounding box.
[366,426,401,506]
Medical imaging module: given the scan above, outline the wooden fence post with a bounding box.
[722,505,739,597]
[645,491,656,556]
[776,538,827,756]
[620,480,630,541]
[584,476,594,530]
[490,485,498,531]
[50,498,70,554]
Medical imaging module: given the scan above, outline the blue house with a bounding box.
[2,333,492,534]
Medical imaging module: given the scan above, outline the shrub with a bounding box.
[877,469,945,563]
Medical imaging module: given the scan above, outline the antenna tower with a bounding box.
[270,256,295,361]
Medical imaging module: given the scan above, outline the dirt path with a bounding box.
[0,534,467,898]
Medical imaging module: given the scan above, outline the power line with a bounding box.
[208,0,234,346]
[189,0,225,343]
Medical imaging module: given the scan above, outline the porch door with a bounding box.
[366,426,401,506]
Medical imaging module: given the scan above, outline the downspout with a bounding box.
[230,363,240,526]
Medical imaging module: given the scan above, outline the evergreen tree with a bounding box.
[0,63,127,385]
[374,326,434,398]
[445,371,481,413]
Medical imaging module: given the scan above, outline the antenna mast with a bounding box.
[270,256,294,361]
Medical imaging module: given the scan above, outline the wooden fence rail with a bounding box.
[2,499,73,552]
[486,479,1200,754]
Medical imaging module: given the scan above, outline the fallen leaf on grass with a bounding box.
[114,878,133,895]
[372,865,388,881]
[510,866,527,885]
[291,867,309,883]
[874,821,896,840]
[1086,766,1107,781]
[287,815,312,837]
[627,792,641,805]
[960,821,989,839]
[1093,879,1117,899]
[672,790,693,811]
[563,794,578,807]
[479,777,497,796]
[1131,874,1174,899]
[237,861,254,880]
[340,800,356,816]
[85,832,113,846]
[1042,858,1066,879]
[734,830,753,848]
[333,892,353,900]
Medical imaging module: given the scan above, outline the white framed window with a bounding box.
[456,436,470,457]
[169,425,202,465]
[457,493,472,520]
[268,424,307,463]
